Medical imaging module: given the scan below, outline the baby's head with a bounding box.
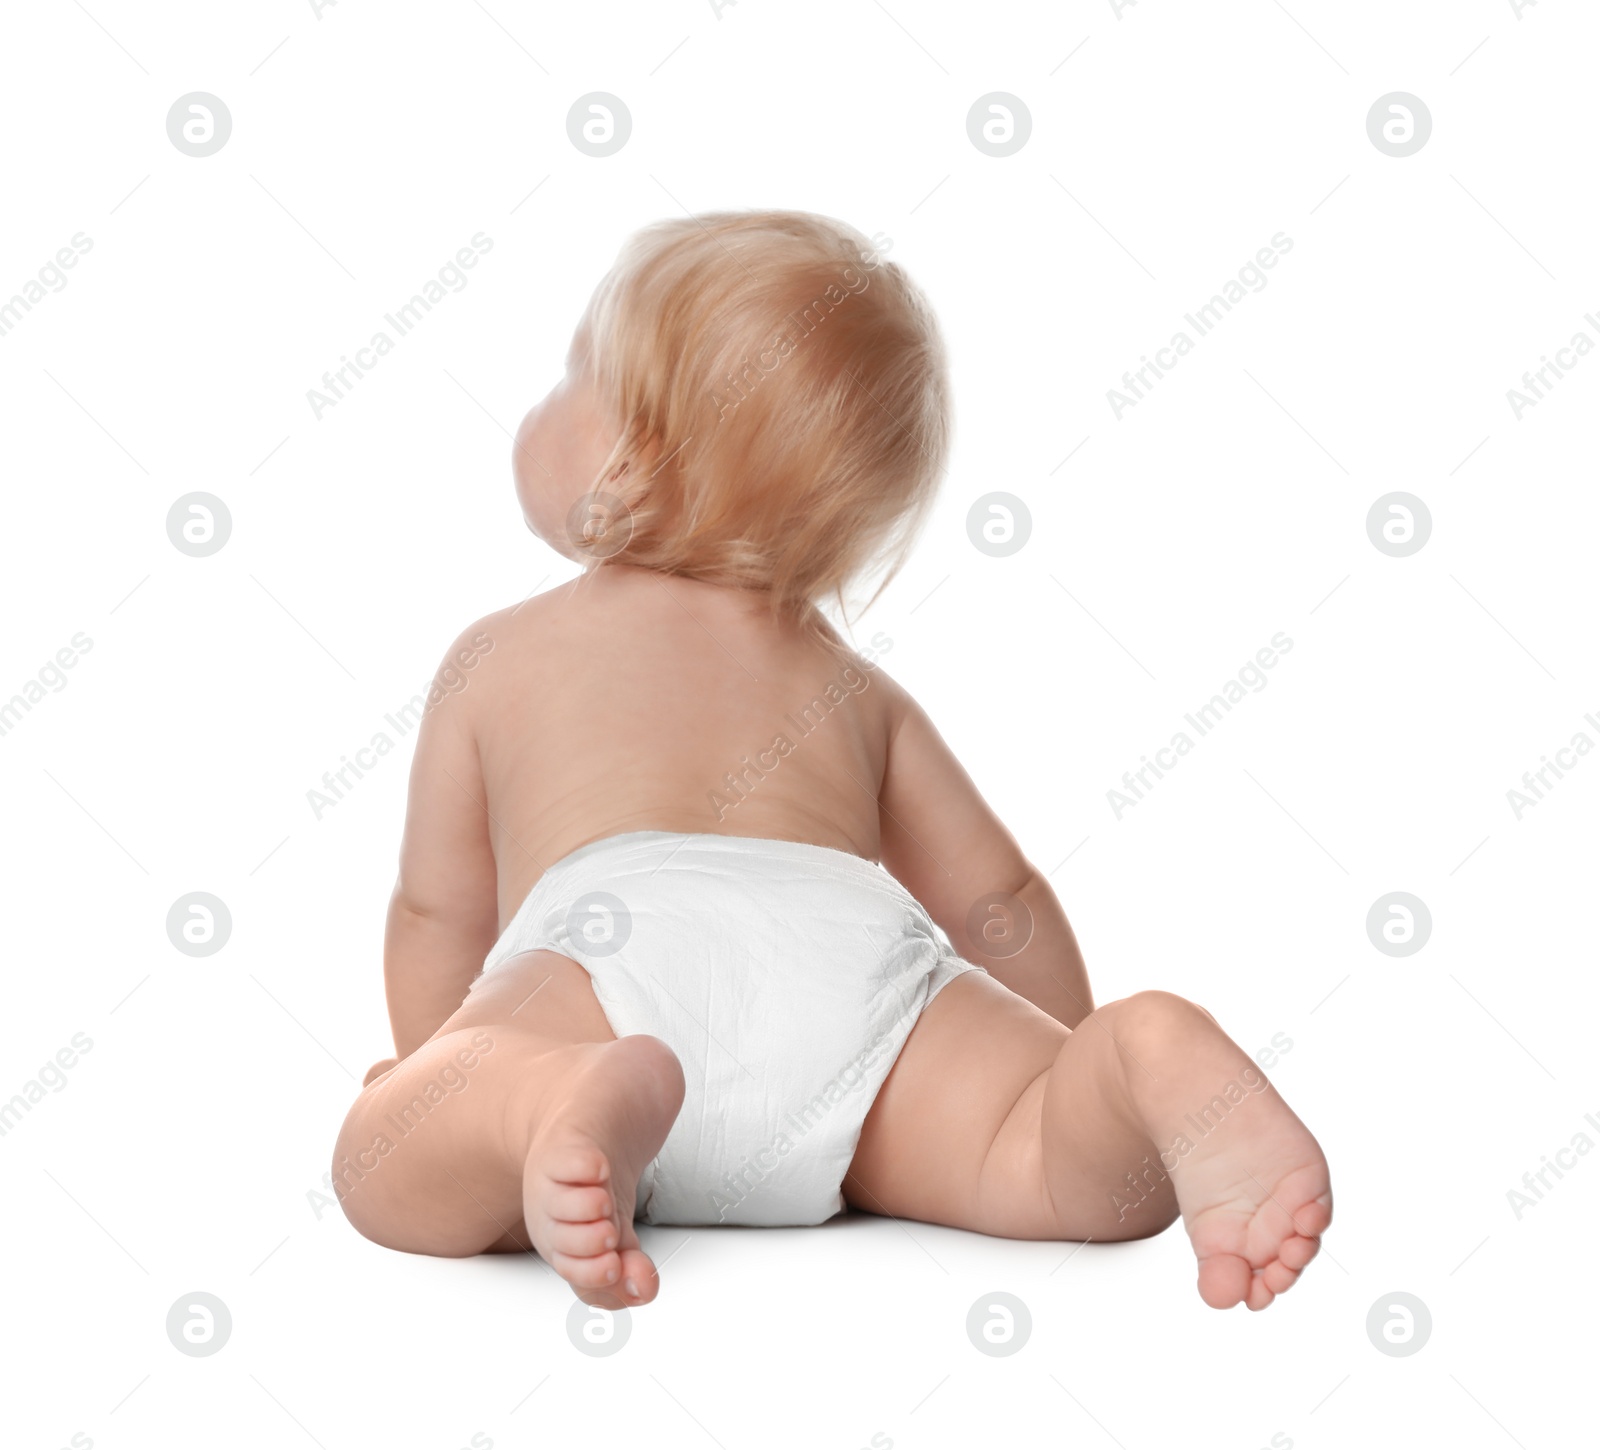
[514,210,949,624]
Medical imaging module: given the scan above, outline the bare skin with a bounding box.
[333,361,1332,1311]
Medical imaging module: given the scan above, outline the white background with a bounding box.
[2,1,1595,1447]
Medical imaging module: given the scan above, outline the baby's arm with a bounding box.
[381,625,501,1063]
[877,683,1094,1029]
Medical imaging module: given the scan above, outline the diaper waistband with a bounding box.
[485,829,934,981]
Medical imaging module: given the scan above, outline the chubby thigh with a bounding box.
[431,949,616,1047]
[846,971,1069,1236]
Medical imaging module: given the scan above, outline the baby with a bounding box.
[332,210,1331,1312]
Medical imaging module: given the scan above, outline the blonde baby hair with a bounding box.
[570,209,950,635]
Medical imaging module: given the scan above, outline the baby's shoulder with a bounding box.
[437,581,579,662]
[419,591,555,717]
[847,641,916,734]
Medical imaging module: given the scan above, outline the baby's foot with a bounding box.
[1180,1133,1332,1311]
[1123,998,1332,1310]
[521,1035,684,1309]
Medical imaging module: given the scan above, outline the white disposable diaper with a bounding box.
[471,831,984,1227]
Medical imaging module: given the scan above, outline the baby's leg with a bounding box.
[847,975,1331,1310]
[332,951,683,1308]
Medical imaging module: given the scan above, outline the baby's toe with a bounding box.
[1288,1192,1333,1239]
[543,1142,611,1188]
[1246,1274,1278,1312]
[1261,1259,1301,1296]
[546,1183,614,1223]
[546,1216,620,1259]
[1278,1234,1320,1272]
[616,1246,659,1305]
[551,1247,622,1292]
[1197,1253,1252,1309]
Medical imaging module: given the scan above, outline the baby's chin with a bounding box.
[523,512,558,547]
[523,509,586,563]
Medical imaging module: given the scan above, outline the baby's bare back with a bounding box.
[468,565,898,927]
